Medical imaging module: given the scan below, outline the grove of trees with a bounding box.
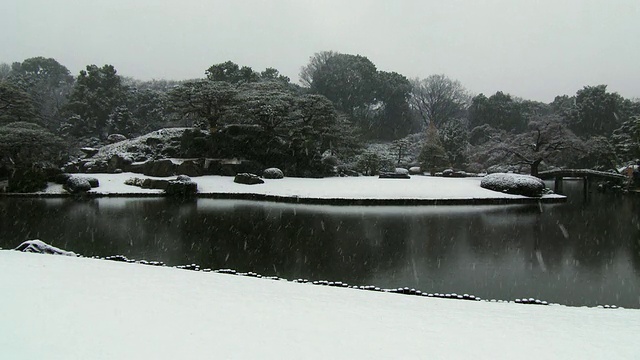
[1,52,639,184]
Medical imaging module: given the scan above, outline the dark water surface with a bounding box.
[1,181,639,308]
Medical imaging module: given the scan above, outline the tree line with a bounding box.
[1,53,639,179]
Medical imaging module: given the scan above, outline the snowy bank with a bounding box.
[22,173,566,205]
[1,251,637,359]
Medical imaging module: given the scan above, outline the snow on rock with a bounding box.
[63,176,93,193]
[0,251,638,359]
[90,128,199,162]
[263,167,284,179]
[234,173,264,185]
[14,240,77,256]
[480,173,547,197]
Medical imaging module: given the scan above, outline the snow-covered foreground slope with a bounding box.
[1,252,637,359]
[40,173,565,202]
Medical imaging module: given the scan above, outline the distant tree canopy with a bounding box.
[7,57,74,130]
[302,51,416,140]
[62,64,128,138]
[410,74,470,128]
[571,85,626,137]
[469,91,528,132]
[0,81,37,124]
[3,54,640,177]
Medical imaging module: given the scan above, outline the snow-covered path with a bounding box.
[1,251,637,359]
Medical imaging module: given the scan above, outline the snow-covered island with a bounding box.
[1,250,638,359]
[29,172,566,205]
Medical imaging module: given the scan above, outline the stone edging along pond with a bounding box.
[0,191,567,205]
[9,249,619,310]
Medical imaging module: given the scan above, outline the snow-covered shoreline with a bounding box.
[4,173,566,205]
[1,251,637,359]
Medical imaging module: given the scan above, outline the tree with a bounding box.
[260,68,290,84]
[309,53,378,119]
[469,91,527,132]
[410,74,470,128]
[166,80,238,131]
[299,51,338,88]
[438,118,470,168]
[419,122,449,175]
[0,63,10,80]
[233,81,297,134]
[9,57,74,130]
[62,64,127,138]
[611,116,640,161]
[571,85,624,137]
[390,138,410,165]
[0,122,65,191]
[205,61,260,84]
[370,71,415,140]
[0,81,36,124]
[493,116,582,176]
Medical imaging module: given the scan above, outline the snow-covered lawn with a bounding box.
[1,251,637,359]
[38,173,565,202]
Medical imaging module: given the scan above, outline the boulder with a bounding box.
[165,176,198,196]
[480,173,546,197]
[176,159,204,177]
[124,177,169,190]
[52,173,72,185]
[107,134,127,144]
[143,159,176,177]
[14,239,77,256]
[234,173,264,185]
[64,176,92,193]
[108,154,133,173]
[263,167,284,179]
[442,169,467,178]
[83,160,108,173]
[80,147,99,157]
[85,177,100,188]
[141,178,170,190]
[379,171,410,179]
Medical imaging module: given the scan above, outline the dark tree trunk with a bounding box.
[530,159,543,177]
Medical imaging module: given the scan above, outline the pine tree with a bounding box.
[419,122,449,175]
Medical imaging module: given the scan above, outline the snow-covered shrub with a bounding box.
[395,168,409,175]
[480,173,546,197]
[409,166,422,175]
[263,168,284,179]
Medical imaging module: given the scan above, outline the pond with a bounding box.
[1,181,638,308]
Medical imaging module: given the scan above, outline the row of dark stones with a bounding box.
[5,251,618,309]
[95,254,586,308]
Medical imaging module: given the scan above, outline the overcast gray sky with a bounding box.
[2,0,639,102]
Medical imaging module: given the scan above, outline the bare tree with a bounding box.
[410,74,470,128]
[299,51,338,88]
[495,115,583,176]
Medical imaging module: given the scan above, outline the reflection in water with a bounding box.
[1,181,638,308]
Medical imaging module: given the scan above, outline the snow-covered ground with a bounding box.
[37,173,565,202]
[1,251,637,359]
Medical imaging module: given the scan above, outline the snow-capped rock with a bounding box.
[480,173,546,197]
[14,240,77,256]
